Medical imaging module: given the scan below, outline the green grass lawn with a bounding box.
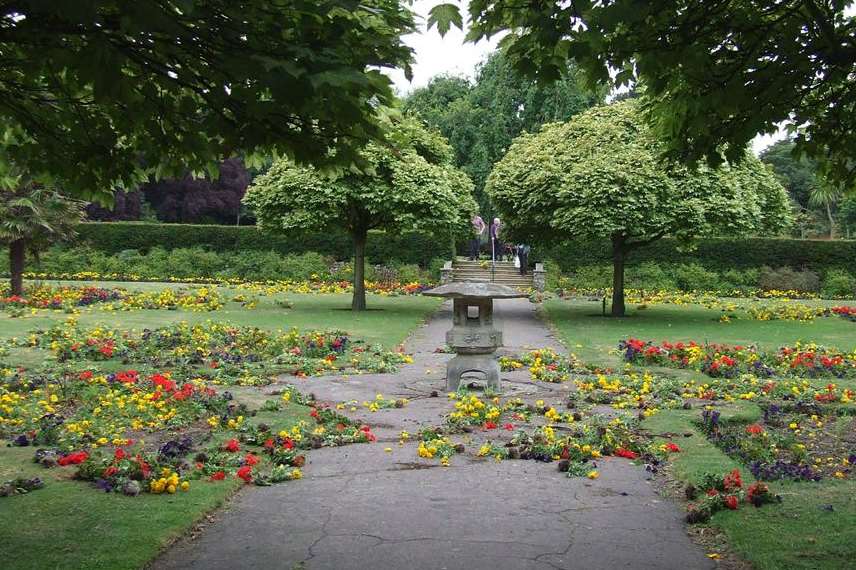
[544,298,856,366]
[1,283,441,570]
[0,282,442,347]
[642,407,856,570]
[544,297,856,569]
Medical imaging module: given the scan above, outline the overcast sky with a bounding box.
[384,1,800,154]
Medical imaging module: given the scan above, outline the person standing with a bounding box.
[517,243,531,275]
[490,217,502,262]
[469,215,486,260]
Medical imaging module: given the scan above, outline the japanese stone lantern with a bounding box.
[424,282,527,391]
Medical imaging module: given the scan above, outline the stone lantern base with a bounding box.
[446,354,501,391]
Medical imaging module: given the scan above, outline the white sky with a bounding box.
[385,0,827,155]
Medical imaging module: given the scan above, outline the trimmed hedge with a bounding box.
[76,222,442,266]
[77,223,856,273]
[539,237,856,274]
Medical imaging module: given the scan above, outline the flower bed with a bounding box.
[698,404,855,482]
[13,319,413,383]
[0,284,223,314]
[618,338,856,379]
[15,273,433,296]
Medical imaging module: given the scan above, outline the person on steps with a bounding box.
[490,217,502,262]
[469,215,485,260]
[517,243,531,275]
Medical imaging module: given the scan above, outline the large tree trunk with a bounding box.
[611,234,626,317]
[351,229,368,311]
[9,238,25,296]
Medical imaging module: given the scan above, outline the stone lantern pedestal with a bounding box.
[424,282,526,391]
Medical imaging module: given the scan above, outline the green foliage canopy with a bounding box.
[760,140,819,209]
[244,111,476,309]
[430,1,856,190]
[486,100,792,315]
[402,51,603,213]
[0,1,415,200]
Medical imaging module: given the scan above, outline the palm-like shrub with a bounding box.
[0,185,84,295]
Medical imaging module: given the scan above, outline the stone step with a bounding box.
[451,278,533,287]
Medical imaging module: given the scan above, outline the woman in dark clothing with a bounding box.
[517,243,531,275]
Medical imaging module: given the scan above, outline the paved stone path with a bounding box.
[154,299,713,570]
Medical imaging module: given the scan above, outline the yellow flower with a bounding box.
[180,481,190,491]
[587,470,599,480]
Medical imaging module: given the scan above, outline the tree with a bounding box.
[0,184,84,295]
[486,101,791,316]
[244,111,476,311]
[809,181,843,239]
[85,190,143,221]
[142,158,251,224]
[1,1,415,200]
[760,140,818,209]
[430,1,856,190]
[402,51,603,213]
[839,195,856,239]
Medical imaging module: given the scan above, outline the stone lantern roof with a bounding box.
[423,281,527,299]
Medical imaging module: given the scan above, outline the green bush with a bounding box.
[757,266,821,293]
[719,268,760,292]
[626,261,677,291]
[671,263,722,291]
[821,269,856,298]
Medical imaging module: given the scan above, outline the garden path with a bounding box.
[153,299,713,570]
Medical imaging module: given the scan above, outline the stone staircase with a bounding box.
[443,258,542,290]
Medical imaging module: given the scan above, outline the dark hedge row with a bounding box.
[78,223,855,272]
[76,222,444,266]
[538,237,856,274]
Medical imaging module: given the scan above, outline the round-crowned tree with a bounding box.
[486,100,792,316]
[244,111,476,311]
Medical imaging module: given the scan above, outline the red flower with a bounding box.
[745,424,764,436]
[664,442,681,453]
[503,423,514,431]
[282,438,295,450]
[724,495,739,510]
[263,438,274,450]
[237,466,253,483]
[615,448,639,460]
[79,370,93,380]
[58,451,89,466]
[103,466,118,477]
[359,425,377,442]
[483,421,497,430]
[244,453,260,466]
[224,439,241,453]
[723,468,743,490]
[114,448,127,460]
[292,455,306,468]
[210,471,226,481]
